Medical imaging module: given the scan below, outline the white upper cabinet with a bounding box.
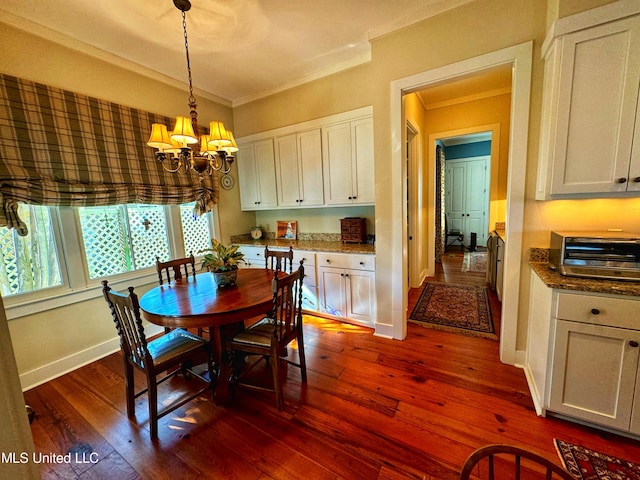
[322,117,375,205]
[236,139,278,210]
[274,129,324,208]
[537,8,640,199]
[235,106,374,210]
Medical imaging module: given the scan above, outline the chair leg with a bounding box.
[271,345,284,410]
[147,372,158,440]
[123,359,135,418]
[206,349,216,401]
[297,330,307,383]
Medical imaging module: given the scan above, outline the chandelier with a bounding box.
[147,0,237,177]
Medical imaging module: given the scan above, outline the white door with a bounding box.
[445,156,490,247]
[464,158,489,245]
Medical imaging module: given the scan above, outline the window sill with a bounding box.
[4,270,159,320]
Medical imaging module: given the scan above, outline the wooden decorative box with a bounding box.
[340,217,366,243]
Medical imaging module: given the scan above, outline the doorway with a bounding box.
[388,42,533,366]
[440,132,492,251]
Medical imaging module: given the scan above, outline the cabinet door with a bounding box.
[344,269,375,325]
[237,140,277,210]
[323,118,374,206]
[322,122,354,205]
[550,16,640,195]
[254,139,278,209]
[275,130,323,207]
[549,320,640,431]
[236,143,260,210]
[317,267,347,317]
[275,134,301,207]
[351,118,375,204]
[297,129,324,206]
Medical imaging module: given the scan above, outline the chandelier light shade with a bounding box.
[147,0,236,177]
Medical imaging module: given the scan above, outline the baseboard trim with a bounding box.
[20,324,164,391]
[522,364,545,416]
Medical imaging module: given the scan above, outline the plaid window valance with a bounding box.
[0,74,218,236]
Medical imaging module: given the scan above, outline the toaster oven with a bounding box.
[549,231,640,281]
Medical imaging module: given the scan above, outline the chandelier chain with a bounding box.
[182,11,196,106]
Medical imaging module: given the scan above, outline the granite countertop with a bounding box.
[530,262,640,297]
[233,238,375,255]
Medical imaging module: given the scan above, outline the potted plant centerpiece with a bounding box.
[199,239,245,287]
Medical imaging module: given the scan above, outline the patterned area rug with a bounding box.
[409,282,496,339]
[461,251,487,272]
[554,439,640,479]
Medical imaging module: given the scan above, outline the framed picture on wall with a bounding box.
[276,221,297,239]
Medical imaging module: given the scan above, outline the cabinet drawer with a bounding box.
[293,251,315,267]
[317,252,375,271]
[555,292,640,329]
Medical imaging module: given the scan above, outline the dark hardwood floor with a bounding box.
[24,252,640,479]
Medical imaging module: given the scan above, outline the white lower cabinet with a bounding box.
[237,246,265,269]
[545,291,640,434]
[317,252,376,327]
[236,246,375,325]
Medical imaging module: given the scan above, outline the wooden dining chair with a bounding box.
[102,280,214,439]
[264,245,294,273]
[156,253,196,286]
[227,263,307,410]
[458,444,575,480]
[156,254,205,335]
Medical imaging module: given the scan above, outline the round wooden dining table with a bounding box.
[139,268,279,405]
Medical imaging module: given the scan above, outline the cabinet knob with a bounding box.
[345,273,349,277]
[348,196,353,200]
[633,177,640,183]
[629,341,639,348]
[359,261,364,266]
[617,177,628,184]
[326,259,331,263]
[590,308,600,315]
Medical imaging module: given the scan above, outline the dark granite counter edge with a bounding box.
[530,261,640,297]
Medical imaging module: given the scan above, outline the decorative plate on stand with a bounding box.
[220,174,234,190]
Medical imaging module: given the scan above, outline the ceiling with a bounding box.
[0,0,475,106]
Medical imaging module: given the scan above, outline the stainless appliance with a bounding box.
[549,231,640,281]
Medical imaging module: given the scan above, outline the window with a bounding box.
[180,203,213,257]
[0,204,63,296]
[1,202,216,315]
[79,204,171,279]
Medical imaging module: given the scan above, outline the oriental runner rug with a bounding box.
[461,251,487,273]
[409,282,496,339]
[554,438,640,480]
